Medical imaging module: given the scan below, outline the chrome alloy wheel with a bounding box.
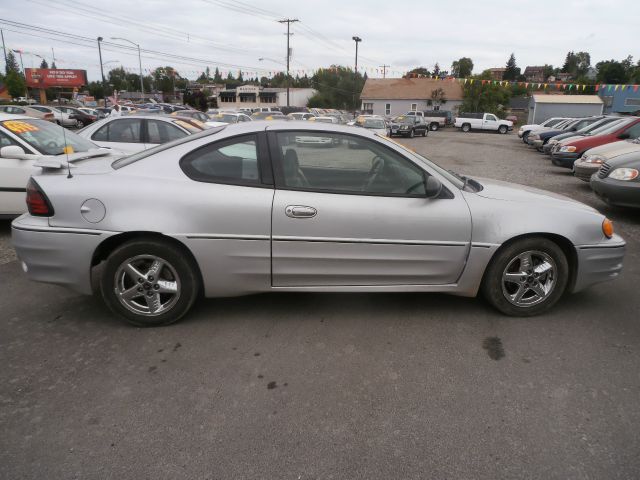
[501,250,557,307]
[114,255,181,316]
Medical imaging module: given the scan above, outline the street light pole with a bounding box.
[97,37,107,106]
[111,37,144,101]
[352,36,362,116]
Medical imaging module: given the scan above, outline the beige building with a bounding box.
[217,85,316,109]
[359,78,464,116]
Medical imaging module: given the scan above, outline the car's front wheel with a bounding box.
[100,239,200,327]
[481,237,569,316]
[498,125,508,134]
[76,120,84,128]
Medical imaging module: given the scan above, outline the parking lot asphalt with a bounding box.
[1,129,639,479]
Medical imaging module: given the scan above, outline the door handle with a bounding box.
[285,205,317,218]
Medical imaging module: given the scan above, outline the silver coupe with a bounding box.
[12,122,625,326]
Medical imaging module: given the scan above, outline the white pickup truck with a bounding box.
[455,113,513,134]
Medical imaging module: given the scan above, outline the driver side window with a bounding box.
[275,132,426,196]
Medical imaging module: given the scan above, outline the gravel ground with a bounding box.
[0,220,16,265]
[1,129,639,480]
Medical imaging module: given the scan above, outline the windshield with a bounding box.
[1,118,97,155]
[362,119,386,129]
[589,118,630,135]
[213,114,239,123]
[392,116,413,124]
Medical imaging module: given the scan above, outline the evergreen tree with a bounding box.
[5,51,20,74]
[51,61,57,69]
[213,67,222,82]
[6,70,26,98]
[40,59,49,69]
[503,53,520,81]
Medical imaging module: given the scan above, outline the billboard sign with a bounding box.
[25,68,87,88]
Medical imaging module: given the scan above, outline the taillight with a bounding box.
[26,178,54,216]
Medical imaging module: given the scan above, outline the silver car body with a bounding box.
[12,122,625,302]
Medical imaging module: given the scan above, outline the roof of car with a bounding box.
[0,113,36,121]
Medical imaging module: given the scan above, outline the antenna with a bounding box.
[59,120,73,178]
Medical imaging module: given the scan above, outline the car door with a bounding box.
[0,131,36,216]
[482,114,498,131]
[269,129,472,287]
[90,118,145,153]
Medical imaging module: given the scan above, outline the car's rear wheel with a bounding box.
[100,239,200,327]
[498,125,508,134]
[481,237,569,316]
[522,131,530,143]
[430,123,439,131]
[76,120,84,128]
[461,123,471,132]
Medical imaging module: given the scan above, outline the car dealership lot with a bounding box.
[1,129,640,479]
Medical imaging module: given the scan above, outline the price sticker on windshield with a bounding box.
[3,120,39,133]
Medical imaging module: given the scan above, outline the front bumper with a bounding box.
[590,176,640,208]
[543,142,557,155]
[551,151,580,168]
[573,160,601,182]
[573,236,626,292]
[11,215,114,295]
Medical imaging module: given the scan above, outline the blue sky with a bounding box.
[0,0,637,81]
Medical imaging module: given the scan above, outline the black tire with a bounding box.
[498,125,508,134]
[430,123,439,131]
[76,121,84,129]
[481,237,569,317]
[522,131,530,143]
[461,123,471,132]
[100,239,200,327]
[422,128,427,137]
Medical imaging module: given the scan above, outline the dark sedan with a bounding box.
[389,115,428,138]
[591,152,640,208]
[57,106,97,128]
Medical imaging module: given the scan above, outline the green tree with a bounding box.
[5,51,20,74]
[543,64,555,80]
[596,59,631,84]
[309,65,365,110]
[433,63,441,77]
[451,57,473,78]
[5,70,26,98]
[430,88,447,108]
[404,67,430,78]
[39,59,49,69]
[213,67,222,82]
[503,53,520,81]
[460,71,511,116]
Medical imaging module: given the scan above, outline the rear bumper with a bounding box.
[590,176,640,208]
[11,215,114,295]
[573,237,626,292]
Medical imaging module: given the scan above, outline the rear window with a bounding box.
[92,119,142,143]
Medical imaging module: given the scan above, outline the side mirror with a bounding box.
[0,145,27,159]
[424,175,443,199]
[618,133,630,140]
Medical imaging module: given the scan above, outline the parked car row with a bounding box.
[518,115,640,208]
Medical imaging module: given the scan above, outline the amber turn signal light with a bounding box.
[602,218,614,239]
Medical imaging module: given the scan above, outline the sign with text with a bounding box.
[25,68,87,88]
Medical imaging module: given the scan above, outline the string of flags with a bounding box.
[114,66,639,93]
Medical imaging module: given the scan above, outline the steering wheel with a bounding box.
[364,156,384,186]
[406,181,425,194]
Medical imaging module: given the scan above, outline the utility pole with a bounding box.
[51,47,55,67]
[278,18,298,107]
[379,64,390,79]
[352,36,362,116]
[97,37,107,106]
[1,30,7,69]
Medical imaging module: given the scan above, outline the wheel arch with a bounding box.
[91,231,205,292]
[481,232,578,293]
